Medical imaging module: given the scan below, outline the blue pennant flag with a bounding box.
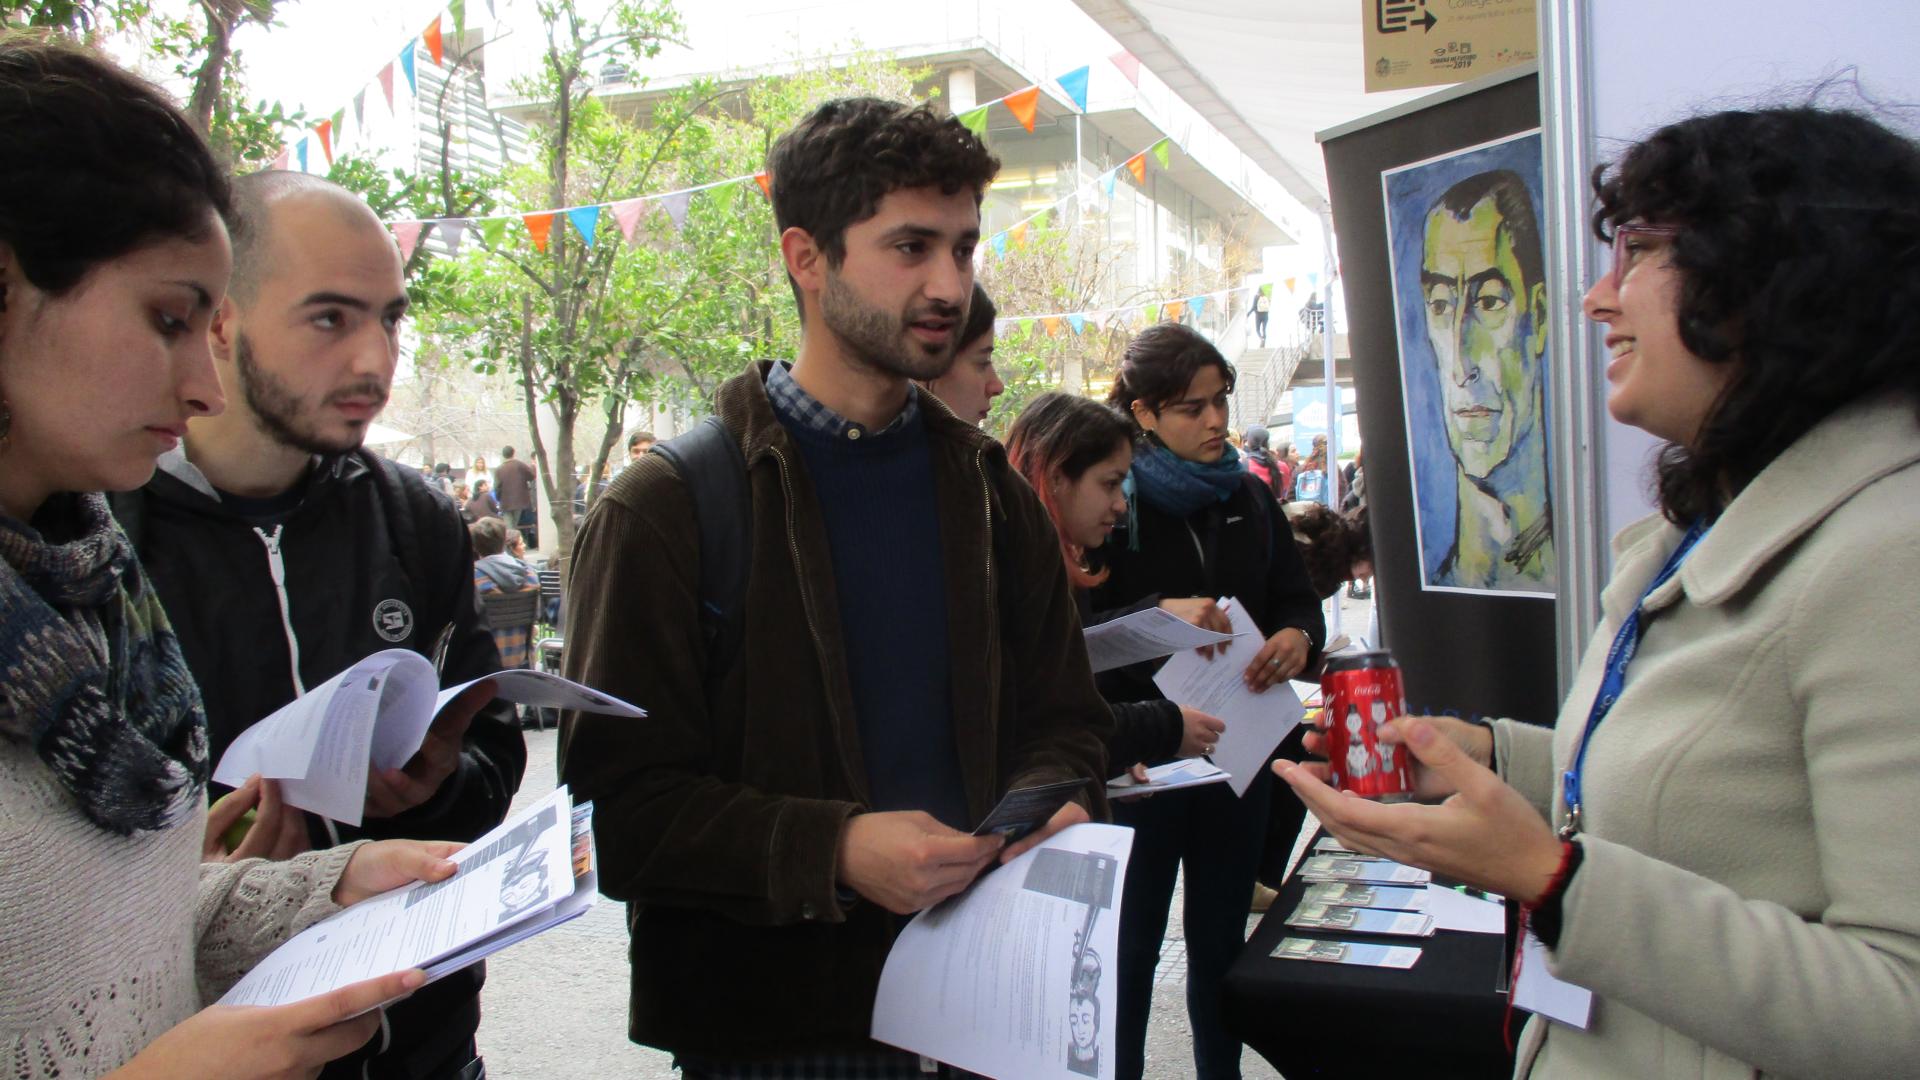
[1055,66,1091,112]
[1189,294,1208,319]
[566,205,602,248]
[1068,313,1087,335]
[991,232,1008,258]
[400,46,417,95]
[1102,170,1118,198]
[1308,272,1320,288]
[295,138,308,173]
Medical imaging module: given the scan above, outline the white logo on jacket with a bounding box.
[373,598,414,643]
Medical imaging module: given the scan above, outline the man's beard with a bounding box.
[235,333,387,455]
[819,268,959,381]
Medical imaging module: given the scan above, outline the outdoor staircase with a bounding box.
[1229,343,1312,432]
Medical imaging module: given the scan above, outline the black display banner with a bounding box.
[1321,73,1560,725]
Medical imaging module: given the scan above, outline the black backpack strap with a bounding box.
[653,416,752,684]
[368,455,429,602]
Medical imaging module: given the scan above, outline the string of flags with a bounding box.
[991,275,1323,342]
[954,49,1143,137]
[274,2,496,173]
[983,135,1176,260]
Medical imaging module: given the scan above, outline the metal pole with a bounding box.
[1320,209,1342,642]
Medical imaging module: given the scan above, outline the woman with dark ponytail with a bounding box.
[1092,322,1323,1079]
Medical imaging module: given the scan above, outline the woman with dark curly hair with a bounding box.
[1278,104,1920,1078]
[1093,322,1324,1079]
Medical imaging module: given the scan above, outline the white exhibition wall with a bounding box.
[1580,0,1920,539]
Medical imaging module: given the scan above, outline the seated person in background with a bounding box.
[452,482,473,522]
[464,477,498,522]
[471,516,539,668]
[1283,502,1372,601]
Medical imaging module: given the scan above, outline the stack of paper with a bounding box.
[1152,598,1304,798]
[1297,838,1506,935]
[220,787,598,1007]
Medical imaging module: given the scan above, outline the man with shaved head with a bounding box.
[112,172,524,1080]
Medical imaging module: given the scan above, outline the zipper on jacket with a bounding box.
[253,525,307,696]
[975,449,1001,723]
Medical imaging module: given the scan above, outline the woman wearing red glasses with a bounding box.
[1279,105,1920,1077]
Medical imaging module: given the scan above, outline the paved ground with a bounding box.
[474,589,1372,1078]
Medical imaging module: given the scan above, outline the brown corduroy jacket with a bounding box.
[558,362,1112,1060]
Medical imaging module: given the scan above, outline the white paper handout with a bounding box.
[220,787,598,1008]
[1082,606,1238,673]
[1151,598,1304,796]
[214,648,644,825]
[1514,931,1595,1029]
[1105,757,1230,796]
[872,823,1135,1080]
[1424,885,1506,935]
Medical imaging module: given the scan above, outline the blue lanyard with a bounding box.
[1559,521,1708,839]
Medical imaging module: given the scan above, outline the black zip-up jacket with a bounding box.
[112,447,527,1080]
[1090,472,1325,708]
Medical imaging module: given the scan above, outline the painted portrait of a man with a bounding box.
[1384,131,1555,596]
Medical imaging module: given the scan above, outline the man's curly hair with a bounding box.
[1591,105,1920,523]
[767,98,1000,312]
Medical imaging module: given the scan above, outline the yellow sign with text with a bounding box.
[1363,0,1538,93]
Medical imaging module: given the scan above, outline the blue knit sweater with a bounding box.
[770,393,970,831]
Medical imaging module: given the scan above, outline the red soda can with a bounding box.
[1321,651,1415,802]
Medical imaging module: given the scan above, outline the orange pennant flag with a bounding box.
[1041,316,1064,337]
[754,172,771,200]
[423,15,444,66]
[1125,153,1147,185]
[523,212,556,252]
[1163,300,1186,321]
[1003,86,1040,133]
[314,120,334,165]
[1284,277,1297,293]
[1010,222,1030,248]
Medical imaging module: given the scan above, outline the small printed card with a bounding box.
[1302,882,1429,911]
[1285,901,1435,937]
[1270,937,1423,969]
[1298,855,1433,886]
[1314,836,1361,854]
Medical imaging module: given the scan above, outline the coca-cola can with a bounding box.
[1322,651,1415,802]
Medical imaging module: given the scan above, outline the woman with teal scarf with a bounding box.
[1091,322,1324,1080]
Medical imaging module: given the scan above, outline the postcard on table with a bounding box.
[1297,855,1432,886]
[1270,937,1423,970]
[1285,901,1435,938]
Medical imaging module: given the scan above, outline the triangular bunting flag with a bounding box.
[1152,139,1171,169]
[423,16,444,67]
[1284,277,1297,293]
[331,107,345,148]
[1260,283,1274,297]
[1102,170,1118,198]
[1147,303,1162,322]
[613,199,646,243]
[378,63,395,111]
[1041,316,1063,337]
[295,139,308,173]
[1308,272,1320,287]
[523,212,555,252]
[392,222,424,261]
[956,105,990,138]
[1163,300,1185,321]
[314,120,334,165]
[272,147,288,171]
[440,218,469,256]
[484,0,494,14]
[754,172,771,200]
[450,0,466,36]
[353,88,366,129]
[661,190,692,231]
[1189,294,1208,319]
[566,205,601,247]
[709,182,738,216]
[1010,222,1029,248]
[400,46,417,94]
[1110,50,1141,87]
[1018,318,1035,340]
[1068,313,1087,335]
[1003,86,1040,133]
[1055,66,1090,112]
[990,232,1008,258]
[478,217,508,249]
[1125,153,1147,186]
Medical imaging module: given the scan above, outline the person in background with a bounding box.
[1292,435,1329,505]
[431,461,454,497]
[464,476,499,522]
[1278,104,1920,1078]
[1240,425,1286,501]
[920,282,1003,426]
[1249,288,1270,347]
[0,37,464,1080]
[470,516,540,670]
[452,481,473,523]
[470,454,488,480]
[627,430,654,461]
[1283,502,1372,601]
[493,445,536,549]
[1006,391,1227,778]
[1096,322,1324,1080]
[1340,445,1366,512]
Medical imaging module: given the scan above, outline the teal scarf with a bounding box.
[1124,439,1245,549]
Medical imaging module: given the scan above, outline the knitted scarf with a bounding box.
[1124,439,1246,549]
[0,493,207,835]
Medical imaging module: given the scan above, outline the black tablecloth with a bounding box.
[1223,833,1516,1079]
